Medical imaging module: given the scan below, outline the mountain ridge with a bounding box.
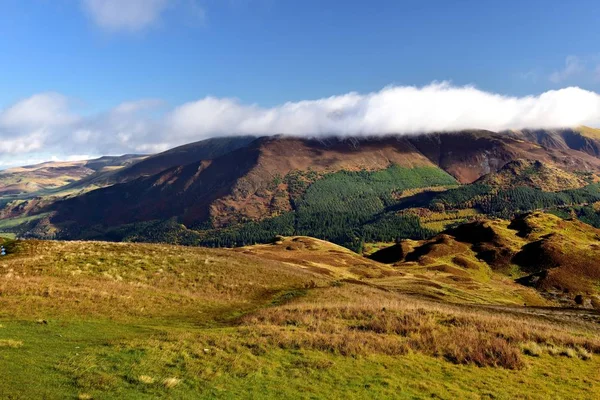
[6,128,600,251]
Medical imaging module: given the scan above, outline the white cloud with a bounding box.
[82,0,206,32]
[3,83,600,167]
[0,93,76,129]
[113,99,164,114]
[82,0,170,31]
[519,69,540,83]
[0,131,46,154]
[549,56,586,83]
[167,83,600,137]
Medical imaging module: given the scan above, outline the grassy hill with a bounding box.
[371,212,600,307]
[1,235,600,398]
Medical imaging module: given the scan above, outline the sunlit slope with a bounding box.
[371,212,600,307]
[1,237,600,399]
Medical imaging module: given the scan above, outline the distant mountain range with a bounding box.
[0,154,145,197]
[4,127,600,251]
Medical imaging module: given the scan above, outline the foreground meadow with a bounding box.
[0,238,599,399]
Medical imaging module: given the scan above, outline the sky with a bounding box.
[2,0,600,168]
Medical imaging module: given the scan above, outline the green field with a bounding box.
[0,212,49,231]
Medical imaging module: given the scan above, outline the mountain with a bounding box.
[475,159,595,191]
[7,128,600,251]
[44,135,452,241]
[508,126,600,158]
[0,155,144,197]
[409,129,600,183]
[0,137,257,223]
[63,136,258,190]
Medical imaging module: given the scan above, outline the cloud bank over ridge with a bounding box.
[2,82,600,167]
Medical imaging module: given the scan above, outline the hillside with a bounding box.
[509,126,600,158]
[0,155,144,197]
[7,130,600,251]
[36,136,457,247]
[408,129,600,183]
[65,136,257,189]
[476,159,594,191]
[1,236,600,398]
[0,138,258,232]
[0,161,91,196]
[370,212,600,307]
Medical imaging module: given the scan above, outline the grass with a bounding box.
[0,339,23,348]
[577,125,600,139]
[0,212,49,230]
[376,212,600,306]
[406,208,481,233]
[1,237,600,398]
[4,317,598,399]
[0,238,335,325]
[362,241,396,256]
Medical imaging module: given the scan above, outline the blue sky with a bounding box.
[1,0,600,167]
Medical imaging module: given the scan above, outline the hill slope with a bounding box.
[408,129,600,183]
[65,136,258,190]
[8,129,600,250]
[0,155,144,197]
[475,159,594,191]
[371,212,600,307]
[44,136,456,243]
[1,236,599,398]
[509,126,600,158]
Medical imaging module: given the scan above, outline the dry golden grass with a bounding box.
[138,375,155,384]
[0,239,329,322]
[509,213,600,295]
[371,212,600,306]
[239,284,600,369]
[521,341,543,357]
[0,339,23,348]
[162,377,181,389]
[406,207,480,232]
[361,241,396,256]
[393,185,458,200]
[577,125,600,139]
[235,236,398,279]
[521,342,593,360]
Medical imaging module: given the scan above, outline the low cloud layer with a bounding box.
[2,82,600,167]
